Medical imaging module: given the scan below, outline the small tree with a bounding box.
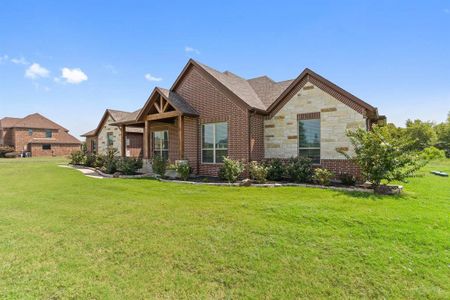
[218,157,245,183]
[152,155,167,177]
[340,126,426,188]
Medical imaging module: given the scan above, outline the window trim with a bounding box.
[297,115,321,164]
[45,129,52,138]
[201,122,228,164]
[152,130,169,160]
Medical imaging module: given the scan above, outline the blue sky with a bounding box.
[1,0,449,138]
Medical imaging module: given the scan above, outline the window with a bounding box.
[153,130,169,160]
[28,129,33,136]
[202,122,228,163]
[42,144,51,150]
[107,132,114,147]
[45,129,52,138]
[298,118,320,164]
[91,140,97,153]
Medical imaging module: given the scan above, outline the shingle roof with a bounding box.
[29,131,81,145]
[0,113,68,131]
[157,88,199,116]
[247,76,295,108]
[81,129,96,137]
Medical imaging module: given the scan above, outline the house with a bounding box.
[107,59,384,177]
[81,109,143,157]
[0,113,81,156]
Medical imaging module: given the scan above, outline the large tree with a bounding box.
[434,112,450,157]
[404,119,437,151]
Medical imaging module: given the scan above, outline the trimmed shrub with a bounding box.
[0,146,14,158]
[117,157,143,175]
[69,150,85,165]
[219,157,245,183]
[4,152,19,158]
[249,161,268,183]
[286,157,313,183]
[421,146,446,161]
[84,153,97,167]
[264,158,285,181]
[101,148,119,174]
[313,168,333,186]
[152,155,167,177]
[339,172,356,186]
[176,162,191,181]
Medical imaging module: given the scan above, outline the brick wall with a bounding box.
[249,112,265,161]
[174,66,250,176]
[320,159,361,180]
[13,128,60,152]
[30,144,80,156]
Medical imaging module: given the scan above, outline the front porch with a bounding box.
[115,87,199,167]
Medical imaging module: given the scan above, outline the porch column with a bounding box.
[120,125,126,157]
[143,120,150,159]
[178,115,184,160]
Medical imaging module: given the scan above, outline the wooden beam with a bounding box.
[143,121,149,159]
[178,115,184,160]
[154,101,161,113]
[162,99,170,112]
[120,125,126,157]
[160,96,164,113]
[144,111,180,121]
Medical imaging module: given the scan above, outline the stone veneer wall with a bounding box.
[97,115,122,155]
[264,81,367,160]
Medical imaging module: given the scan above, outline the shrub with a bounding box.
[0,146,14,158]
[218,157,245,183]
[339,172,356,186]
[312,168,334,186]
[84,152,97,167]
[101,148,119,174]
[421,146,446,161]
[69,150,85,165]
[249,161,268,183]
[117,157,143,175]
[175,162,191,181]
[264,158,285,181]
[340,126,426,188]
[152,155,167,177]
[94,155,105,168]
[286,157,313,183]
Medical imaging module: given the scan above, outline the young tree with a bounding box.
[404,119,437,151]
[339,126,426,188]
[434,112,450,157]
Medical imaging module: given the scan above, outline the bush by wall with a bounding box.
[286,157,313,183]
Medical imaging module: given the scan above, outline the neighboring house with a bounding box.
[109,59,385,177]
[81,109,143,157]
[0,113,81,156]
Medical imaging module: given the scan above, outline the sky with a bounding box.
[0,0,449,138]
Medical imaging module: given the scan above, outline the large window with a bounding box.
[42,144,51,150]
[153,130,169,160]
[107,132,114,147]
[202,122,228,163]
[298,118,320,164]
[45,129,52,138]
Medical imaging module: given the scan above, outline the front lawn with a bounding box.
[0,158,448,299]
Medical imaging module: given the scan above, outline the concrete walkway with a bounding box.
[58,165,104,179]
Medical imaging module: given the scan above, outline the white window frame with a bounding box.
[201,122,228,164]
[298,118,321,164]
[152,130,169,159]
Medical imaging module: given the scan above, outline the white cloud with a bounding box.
[11,57,29,65]
[61,67,88,84]
[25,63,50,79]
[144,73,162,82]
[0,54,9,64]
[184,46,200,54]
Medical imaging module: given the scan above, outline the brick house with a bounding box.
[81,109,143,157]
[0,113,81,156]
[108,59,384,177]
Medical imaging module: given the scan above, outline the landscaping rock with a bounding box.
[240,178,252,187]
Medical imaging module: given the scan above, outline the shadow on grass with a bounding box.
[334,189,407,201]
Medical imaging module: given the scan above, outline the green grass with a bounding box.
[0,158,449,299]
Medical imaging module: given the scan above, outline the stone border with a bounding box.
[67,164,153,179]
[157,178,375,193]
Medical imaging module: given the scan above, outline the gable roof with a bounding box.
[135,87,199,121]
[170,59,378,119]
[84,108,142,137]
[267,68,379,119]
[0,113,68,131]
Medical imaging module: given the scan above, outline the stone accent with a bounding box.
[97,115,122,154]
[264,81,367,160]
